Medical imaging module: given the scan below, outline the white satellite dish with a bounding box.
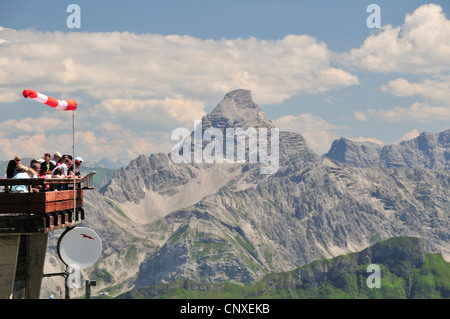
[57,227,102,269]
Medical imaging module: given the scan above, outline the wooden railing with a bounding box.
[0,174,95,234]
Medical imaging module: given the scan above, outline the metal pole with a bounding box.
[42,270,70,299]
[73,111,76,221]
[85,280,91,299]
[85,280,96,299]
[65,270,70,299]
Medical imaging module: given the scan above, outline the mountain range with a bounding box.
[325,129,449,170]
[118,237,450,299]
[41,89,449,298]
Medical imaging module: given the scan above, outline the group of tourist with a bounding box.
[4,152,84,193]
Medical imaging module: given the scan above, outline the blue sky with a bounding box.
[0,0,449,163]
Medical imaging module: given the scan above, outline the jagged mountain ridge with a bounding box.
[46,89,450,297]
[325,129,450,170]
[133,155,449,288]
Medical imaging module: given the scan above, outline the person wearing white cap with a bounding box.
[74,158,83,177]
[51,152,62,165]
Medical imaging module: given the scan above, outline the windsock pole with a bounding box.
[73,111,76,221]
[22,89,78,221]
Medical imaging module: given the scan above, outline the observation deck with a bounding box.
[0,172,95,299]
[0,173,95,234]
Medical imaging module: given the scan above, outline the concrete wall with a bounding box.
[0,233,49,299]
[0,235,20,299]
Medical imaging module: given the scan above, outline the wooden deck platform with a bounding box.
[0,175,94,234]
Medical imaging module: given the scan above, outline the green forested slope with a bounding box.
[117,237,450,299]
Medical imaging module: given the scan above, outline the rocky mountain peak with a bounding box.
[325,138,382,167]
[325,129,450,170]
[203,89,274,130]
[73,94,450,297]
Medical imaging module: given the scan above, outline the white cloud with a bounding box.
[73,130,172,162]
[0,134,47,163]
[0,129,172,165]
[0,115,66,138]
[274,113,343,155]
[354,102,450,123]
[0,89,22,103]
[340,4,450,73]
[398,129,420,142]
[0,27,360,162]
[348,136,384,145]
[89,97,206,129]
[353,110,374,122]
[0,28,358,105]
[344,4,450,130]
[3,4,448,163]
[381,75,450,105]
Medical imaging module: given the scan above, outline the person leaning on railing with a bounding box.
[10,165,41,193]
[6,155,21,178]
[39,152,56,176]
[11,164,29,193]
[26,167,41,193]
[51,167,65,191]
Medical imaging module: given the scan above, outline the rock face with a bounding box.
[45,89,450,297]
[325,129,450,170]
[133,156,450,288]
[120,237,450,299]
[203,89,275,130]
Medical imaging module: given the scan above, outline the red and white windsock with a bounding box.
[22,89,77,111]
